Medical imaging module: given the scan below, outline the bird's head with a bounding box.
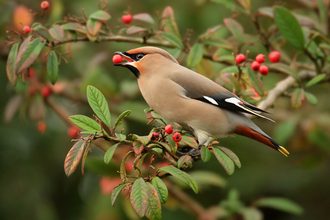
[114,46,178,78]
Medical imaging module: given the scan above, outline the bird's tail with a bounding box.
[234,126,290,157]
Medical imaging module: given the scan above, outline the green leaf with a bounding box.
[133,13,155,24]
[111,183,127,207]
[161,32,184,50]
[166,134,177,152]
[47,50,58,85]
[219,147,241,168]
[69,115,101,131]
[115,133,126,141]
[240,208,263,220]
[146,183,162,220]
[188,171,226,188]
[220,66,239,75]
[257,7,273,17]
[89,10,111,21]
[120,151,133,181]
[180,135,198,149]
[224,18,244,44]
[255,197,303,215]
[81,141,92,175]
[246,67,264,96]
[212,146,235,175]
[274,6,305,50]
[87,85,111,127]
[187,43,204,68]
[211,0,236,10]
[126,26,147,35]
[269,63,300,81]
[158,166,198,194]
[114,110,131,129]
[130,178,148,217]
[274,121,297,144]
[49,24,64,41]
[16,37,45,74]
[64,140,86,177]
[104,143,120,164]
[61,23,86,33]
[84,157,118,177]
[6,43,19,86]
[161,6,181,38]
[291,88,305,108]
[304,91,318,105]
[151,177,168,204]
[177,155,192,168]
[201,146,212,162]
[305,73,326,87]
[318,0,327,25]
[86,18,102,36]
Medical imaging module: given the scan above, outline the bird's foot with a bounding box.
[176,147,201,161]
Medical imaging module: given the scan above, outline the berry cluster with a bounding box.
[151,124,182,144]
[235,51,281,76]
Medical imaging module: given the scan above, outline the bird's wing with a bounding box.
[169,67,274,122]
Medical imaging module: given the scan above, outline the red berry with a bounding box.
[23,26,31,34]
[251,61,260,71]
[259,65,269,75]
[165,124,173,134]
[269,51,281,63]
[152,132,159,141]
[37,121,47,133]
[68,126,80,138]
[172,132,182,142]
[255,54,265,63]
[235,54,246,64]
[27,68,36,79]
[41,1,49,10]
[112,54,123,64]
[122,14,133,24]
[41,86,52,99]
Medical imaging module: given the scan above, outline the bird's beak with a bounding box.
[114,51,136,67]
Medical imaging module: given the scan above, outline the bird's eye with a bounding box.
[136,53,145,60]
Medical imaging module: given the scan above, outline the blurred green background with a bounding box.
[1,0,330,219]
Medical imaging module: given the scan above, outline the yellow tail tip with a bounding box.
[278,146,289,157]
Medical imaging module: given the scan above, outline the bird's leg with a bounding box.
[176,147,201,161]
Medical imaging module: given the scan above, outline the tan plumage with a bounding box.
[114,46,289,156]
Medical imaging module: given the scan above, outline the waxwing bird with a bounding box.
[114,46,289,157]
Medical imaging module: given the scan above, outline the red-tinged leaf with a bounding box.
[4,95,23,123]
[146,182,162,220]
[89,10,111,21]
[151,177,168,204]
[291,88,305,108]
[133,13,155,24]
[257,7,273,17]
[6,42,19,86]
[64,140,86,177]
[156,141,172,153]
[86,18,102,36]
[133,134,151,146]
[49,24,64,41]
[29,95,45,122]
[187,43,204,68]
[84,27,97,42]
[158,166,198,193]
[17,36,32,63]
[162,6,181,38]
[269,63,300,82]
[180,135,198,149]
[224,18,244,44]
[201,146,212,162]
[16,37,45,74]
[219,147,241,168]
[104,143,120,164]
[133,141,144,155]
[111,183,127,207]
[47,50,58,85]
[221,72,241,94]
[61,23,86,33]
[130,178,148,217]
[195,59,213,78]
[177,155,192,168]
[304,91,318,105]
[212,146,235,175]
[126,26,147,35]
[81,141,92,175]
[161,32,184,49]
[120,151,133,181]
[246,67,264,96]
